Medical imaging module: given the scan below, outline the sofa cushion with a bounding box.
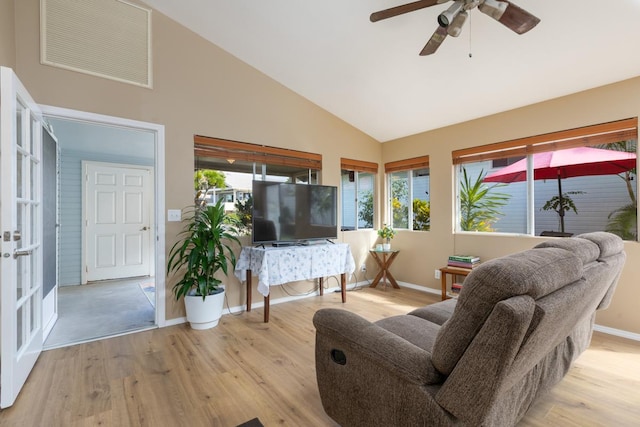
[408,298,457,326]
[534,236,600,265]
[375,315,441,352]
[431,246,583,375]
[576,231,625,259]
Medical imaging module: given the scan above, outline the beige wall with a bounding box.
[382,77,640,334]
[0,0,16,68]
[6,0,639,335]
[10,0,382,320]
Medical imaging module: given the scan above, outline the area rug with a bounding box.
[140,281,156,307]
[236,418,264,427]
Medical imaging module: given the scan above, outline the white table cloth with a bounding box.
[234,243,355,297]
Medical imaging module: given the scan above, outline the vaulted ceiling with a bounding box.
[142,0,640,142]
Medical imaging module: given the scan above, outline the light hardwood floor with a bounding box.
[1,286,638,426]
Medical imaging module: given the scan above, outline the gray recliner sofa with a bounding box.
[313,232,626,426]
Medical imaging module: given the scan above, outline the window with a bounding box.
[384,156,430,231]
[340,158,377,231]
[452,118,638,240]
[194,135,322,233]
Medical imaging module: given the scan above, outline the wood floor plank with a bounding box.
[0,286,638,426]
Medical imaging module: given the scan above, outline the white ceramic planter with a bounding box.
[184,287,225,330]
[383,243,391,251]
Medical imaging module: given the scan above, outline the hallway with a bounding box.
[44,277,156,349]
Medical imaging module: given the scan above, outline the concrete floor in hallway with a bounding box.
[44,277,156,349]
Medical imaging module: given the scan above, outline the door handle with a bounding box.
[140,226,149,231]
[13,249,33,259]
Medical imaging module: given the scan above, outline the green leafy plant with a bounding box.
[234,194,253,235]
[194,169,226,191]
[459,168,510,232]
[600,140,637,240]
[358,190,374,228]
[412,199,430,231]
[167,199,241,300]
[377,224,396,241]
[391,177,409,228]
[541,191,585,231]
[606,203,637,240]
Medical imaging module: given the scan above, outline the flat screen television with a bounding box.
[252,180,338,245]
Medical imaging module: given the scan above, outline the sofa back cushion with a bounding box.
[431,246,583,375]
[536,231,625,310]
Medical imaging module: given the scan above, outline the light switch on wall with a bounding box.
[167,209,181,222]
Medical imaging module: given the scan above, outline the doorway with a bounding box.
[83,161,154,283]
[40,106,165,348]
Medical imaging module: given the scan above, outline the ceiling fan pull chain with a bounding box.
[468,12,473,58]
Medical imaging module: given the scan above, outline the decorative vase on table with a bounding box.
[378,224,396,251]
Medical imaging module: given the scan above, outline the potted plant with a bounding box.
[167,198,241,330]
[540,190,584,237]
[378,224,396,250]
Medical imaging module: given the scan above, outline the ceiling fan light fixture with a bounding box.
[478,0,507,20]
[447,10,468,37]
[438,0,465,27]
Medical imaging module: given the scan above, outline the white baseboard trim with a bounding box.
[164,316,187,327]
[593,324,640,342]
[395,281,441,295]
[224,287,340,314]
[163,282,640,342]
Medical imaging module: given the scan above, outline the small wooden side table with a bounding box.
[370,250,400,289]
[439,266,472,300]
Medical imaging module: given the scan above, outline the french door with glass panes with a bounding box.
[0,67,45,408]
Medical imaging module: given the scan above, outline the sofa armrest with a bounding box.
[313,308,443,385]
[435,295,535,425]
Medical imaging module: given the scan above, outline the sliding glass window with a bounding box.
[340,158,377,231]
[385,156,430,231]
[452,118,638,240]
[194,135,321,234]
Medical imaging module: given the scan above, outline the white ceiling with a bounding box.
[47,117,155,159]
[142,0,640,142]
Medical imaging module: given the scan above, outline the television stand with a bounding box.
[234,243,356,322]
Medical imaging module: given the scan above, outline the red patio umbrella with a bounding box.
[483,146,637,233]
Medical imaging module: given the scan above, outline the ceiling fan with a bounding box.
[370,0,540,55]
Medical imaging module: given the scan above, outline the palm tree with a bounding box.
[459,168,510,232]
[599,140,637,240]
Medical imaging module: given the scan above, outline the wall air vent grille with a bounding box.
[41,0,152,88]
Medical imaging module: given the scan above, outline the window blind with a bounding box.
[384,155,430,173]
[340,158,378,173]
[452,118,638,165]
[194,135,322,170]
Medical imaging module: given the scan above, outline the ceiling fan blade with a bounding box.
[499,1,540,34]
[479,0,540,34]
[370,0,446,22]
[420,26,448,56]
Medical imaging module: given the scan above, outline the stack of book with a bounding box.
[451,282,464,295]
[447,255,480,269]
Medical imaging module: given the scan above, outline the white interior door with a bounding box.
[0,67,44,408]
[84,162,153,282]
[41,125,59,339]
